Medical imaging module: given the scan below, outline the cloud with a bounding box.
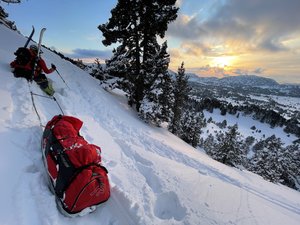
[188,65,266,79]
[167,14,207,40]
[65,48,112,59]
[191,65,231,78]
[252,67,265,74]
[168,0,300,53]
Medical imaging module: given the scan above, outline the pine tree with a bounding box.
[105,45,129,79]
[279,143,300,189]
[159,71,174,124]
[203,134,217,155]
[0,5,17,30]
[169,62,189,135]
[90,58,104,80]
[139,41,174,125]
[210,124,244,167]
[250,135,284,182]
[179,111,205,147]
[252,138,265,152]
[99,0,178,111]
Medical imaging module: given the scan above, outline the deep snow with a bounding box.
[0,25,300,225]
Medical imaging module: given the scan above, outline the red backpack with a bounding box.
[12,47,36,79]
[42,115,110,216]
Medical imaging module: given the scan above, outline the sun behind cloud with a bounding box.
[210,56,236,68]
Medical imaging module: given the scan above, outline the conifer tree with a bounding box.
[90,58,104,80]
[0,5,17,30]
[210,124,244,167]
[249,135,284,182]
[105,45,129,79]
[203,134,217,155]
[179,111,205,147]
[169,62,189,135]
[279,143,300,189]
[99,0,178,111]
[139,41,174,125]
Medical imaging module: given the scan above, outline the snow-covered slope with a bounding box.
[0,25,300,225]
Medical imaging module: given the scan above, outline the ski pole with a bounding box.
[55,68,70,89]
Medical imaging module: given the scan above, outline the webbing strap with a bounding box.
[28,82,44,127]
[27,82,64,127]
[44,125,77,198]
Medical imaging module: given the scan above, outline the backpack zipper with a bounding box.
[70,176,101,212]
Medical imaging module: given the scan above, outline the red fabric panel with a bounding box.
[45,115,83,133]
[64,166,110,213]
[65,143,102,168]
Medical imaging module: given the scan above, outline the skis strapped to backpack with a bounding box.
[37,28,46,58]
[31,28,46,81]
[24,26,35,48]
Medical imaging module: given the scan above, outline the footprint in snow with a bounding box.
[154,191,187,221]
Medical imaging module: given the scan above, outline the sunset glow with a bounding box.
[166,0,300,84]
[210,56,236,68]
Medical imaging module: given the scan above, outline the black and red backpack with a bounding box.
[12,47,35,79]
[41,115,110,217]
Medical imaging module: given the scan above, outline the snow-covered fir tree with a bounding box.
[105,45,128,79]
[90,58,105,80]
[169,62,189,135]
[209,124,244,167]
[241,135,256,163]
[249,135,284,182]
[99,0,178,111]
[278,143,300,189]
[202,134,217,155]
[179,110,206,147]
[0,5,17,30]
[139,41,174,126]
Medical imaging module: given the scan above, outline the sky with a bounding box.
[1,25,300,224]
[2,0,300,84]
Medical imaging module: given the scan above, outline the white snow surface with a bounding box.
[0,25,300,225]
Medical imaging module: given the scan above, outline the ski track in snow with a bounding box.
[70,77,190,223]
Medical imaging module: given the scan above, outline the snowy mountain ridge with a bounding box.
[184,72,300,97]
[187,73,279,86]
[1,25,300,225]
[220,75,279,86]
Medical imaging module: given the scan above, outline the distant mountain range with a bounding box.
[185,73,300,87]
[181,73,300,97]
[187,74,280,86]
